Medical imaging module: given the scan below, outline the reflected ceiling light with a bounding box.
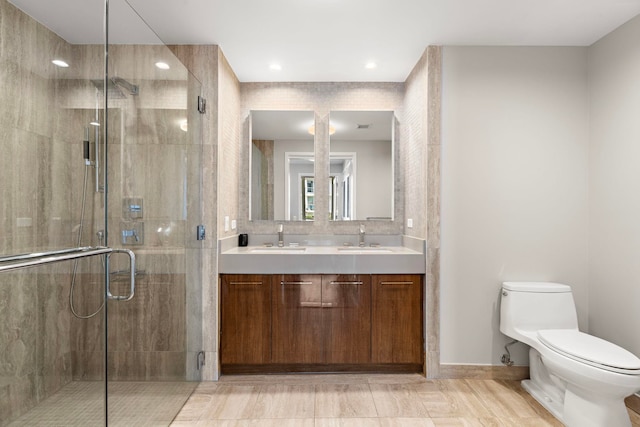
[365,61,377,69]
[52,59,69,68]
[179,119,188,132]
[308,125,336,136]
[269,63,282,71]
[91,92,100,126]
[155,61,170,70]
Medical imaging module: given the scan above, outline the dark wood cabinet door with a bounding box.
[272,274,323,363]
[322,274,371,364]
[220,274,272,365]
[371,274,423,364]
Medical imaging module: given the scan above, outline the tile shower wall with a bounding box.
[70,43,199,381]
[0,0,77,423]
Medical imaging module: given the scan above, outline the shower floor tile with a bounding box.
[5,381,196,427]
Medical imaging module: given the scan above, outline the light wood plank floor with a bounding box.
[171,374,640,426]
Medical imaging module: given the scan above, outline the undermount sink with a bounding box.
[337,247,393,253]
[249,247,307,253]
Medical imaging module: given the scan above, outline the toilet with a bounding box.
[500,281,640,427]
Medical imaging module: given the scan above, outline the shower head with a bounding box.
[90,77,139,98]
[112,77,139,96]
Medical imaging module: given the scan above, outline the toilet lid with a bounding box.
[538,329,640,374]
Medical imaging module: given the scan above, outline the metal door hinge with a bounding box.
[196,351,205,370]
[197,96,206,114]
[197,225,206,240]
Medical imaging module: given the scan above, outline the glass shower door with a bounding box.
[103,0,203,424]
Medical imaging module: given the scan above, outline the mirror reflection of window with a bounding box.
[300,176,336,221]
[329,111,394,221]
[287,153,314,220]
[330,155,356,220]
[250,111,315,221]
[302,176,315,220]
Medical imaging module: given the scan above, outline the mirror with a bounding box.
[329,111,394,221]
[250,110,315,221]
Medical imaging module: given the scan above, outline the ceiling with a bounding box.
[9,0,640,82]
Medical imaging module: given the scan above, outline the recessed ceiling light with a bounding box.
[155,61,170,70]
[179,119,188,132]
[365,62,377,69]
[269,63,282,71]
[52,59,69,68]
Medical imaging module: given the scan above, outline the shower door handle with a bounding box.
[106,248,136,301]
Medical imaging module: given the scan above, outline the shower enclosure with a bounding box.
[0,0,204,425]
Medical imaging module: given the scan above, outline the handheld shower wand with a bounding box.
[83,127,91,165]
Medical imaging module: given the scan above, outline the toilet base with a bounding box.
[563,387,631,427]
[521,379,564,422]
[522,379,633,427]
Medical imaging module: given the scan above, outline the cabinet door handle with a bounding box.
[281,281,313,285]
[380,281,414,286]
[300,301,322,307]
[321,302,334,307]
[229,281,262,285]
[329,281,363,285]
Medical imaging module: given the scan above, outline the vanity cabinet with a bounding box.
[371,274,423,364]
[220,274,272,365]
[220,273,422,373]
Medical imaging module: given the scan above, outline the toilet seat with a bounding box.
[538,329,640,375]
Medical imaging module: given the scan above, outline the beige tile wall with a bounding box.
[169,45,221,380]
[0,0,78,423]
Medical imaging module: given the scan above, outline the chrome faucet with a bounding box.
[277,223,284,247]
[359,224,365,247]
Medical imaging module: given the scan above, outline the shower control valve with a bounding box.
[121,222,144,245]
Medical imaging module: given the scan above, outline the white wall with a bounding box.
[588,15,640,355]
[273,140,314,220]
[440,47,590,365]
[330,140,393,220]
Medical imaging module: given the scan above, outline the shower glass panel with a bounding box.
[1,0,203,425]
[0,0,109,424]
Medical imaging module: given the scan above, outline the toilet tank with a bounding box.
[500,282,579,342]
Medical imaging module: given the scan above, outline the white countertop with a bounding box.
[219,244,426,274]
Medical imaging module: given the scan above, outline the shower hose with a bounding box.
[69,162,105,319]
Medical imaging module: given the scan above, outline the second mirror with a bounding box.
[250,110,315,221]
[329,111,394,221]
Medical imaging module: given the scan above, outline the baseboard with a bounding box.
[221,363,424,375]
[438,364,529,380]
[625,394,640,415]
